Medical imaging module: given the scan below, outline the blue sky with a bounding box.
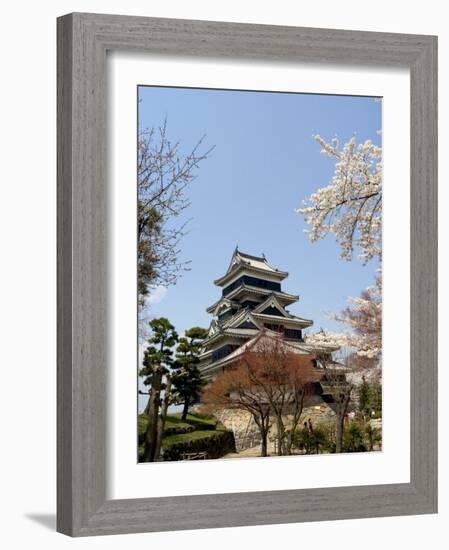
[138,86,381,340]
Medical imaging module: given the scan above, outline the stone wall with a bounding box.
[216,403,336,452]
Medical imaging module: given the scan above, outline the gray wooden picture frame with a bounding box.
[57,12,438,537]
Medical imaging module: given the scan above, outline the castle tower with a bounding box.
[199,248,315,378]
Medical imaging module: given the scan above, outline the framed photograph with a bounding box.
[57,13,437,536]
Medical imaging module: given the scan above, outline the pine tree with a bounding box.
[139,317,178,462]
[358,375,372,418]
[172,327,207,420]
[370,381,382,416]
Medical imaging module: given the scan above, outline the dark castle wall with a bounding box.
[223,275,281,297]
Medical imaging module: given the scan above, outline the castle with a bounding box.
[199,248,336,380]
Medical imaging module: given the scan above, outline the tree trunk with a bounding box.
[143,369,162,462]
[285,431,294,455]
[276,415,285,456]
[154,375,172,462]
[181,398,189,421]
[335,390,351,453]
[260,429,268,457]
[253,411,270,458]
[143,395,151,416]
[286,392,305,455]
[335,412,345,453]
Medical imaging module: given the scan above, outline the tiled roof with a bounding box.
[200,329,318,373]
[223,284,299,304]
[213,248,288,286]
[233,249,279,273]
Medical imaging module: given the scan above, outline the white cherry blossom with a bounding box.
[297,135,382,263]
[306,277,382,363]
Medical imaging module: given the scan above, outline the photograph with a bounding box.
[0,2,440,544]
[137,85,382,462]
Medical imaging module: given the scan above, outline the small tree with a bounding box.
[138,121,214,305]
[330,276,382,365]
[356,375,382,420]
[358,375,371,418]
[318,352,353,453]
[172,327,208,420]
[334,386,352,454]
[238,337,317,456]
[343,420,367,453]
[306,278,382,366]
[370,381,382,416]
[365,423,382,451]
[139,317,178,462]
[202,366,272,457]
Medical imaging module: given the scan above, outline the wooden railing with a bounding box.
[180,451,208,460]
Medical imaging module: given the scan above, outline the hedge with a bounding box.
[161,429,236,461]
[163,423,196,437]
[168,413,217,431]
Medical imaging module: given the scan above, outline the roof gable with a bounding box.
[235,319,259,330]
[207,319,219,337]
[260,305,286,317]
[253,295,291,318]
[223,308,262,331]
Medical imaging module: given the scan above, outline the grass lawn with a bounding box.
[168,412,217,430]
[138,412,217,436]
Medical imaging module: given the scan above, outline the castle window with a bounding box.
[264,323,284,333]
[212,345,237,362]
[284,328,303,340]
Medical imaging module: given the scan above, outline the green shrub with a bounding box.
[161,429,236,461]
[358,376,371,417]
[318,423,337,453]
[138,414,148,434]
[356,378,382,419]
[343,421,367,452]
[289,419,380,455]
[364,423,382,451]
[370,383,382,416]
[290,424,334,454]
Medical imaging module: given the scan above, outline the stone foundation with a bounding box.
[216,403,336,452]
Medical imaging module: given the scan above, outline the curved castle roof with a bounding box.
[213,248,288,287]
